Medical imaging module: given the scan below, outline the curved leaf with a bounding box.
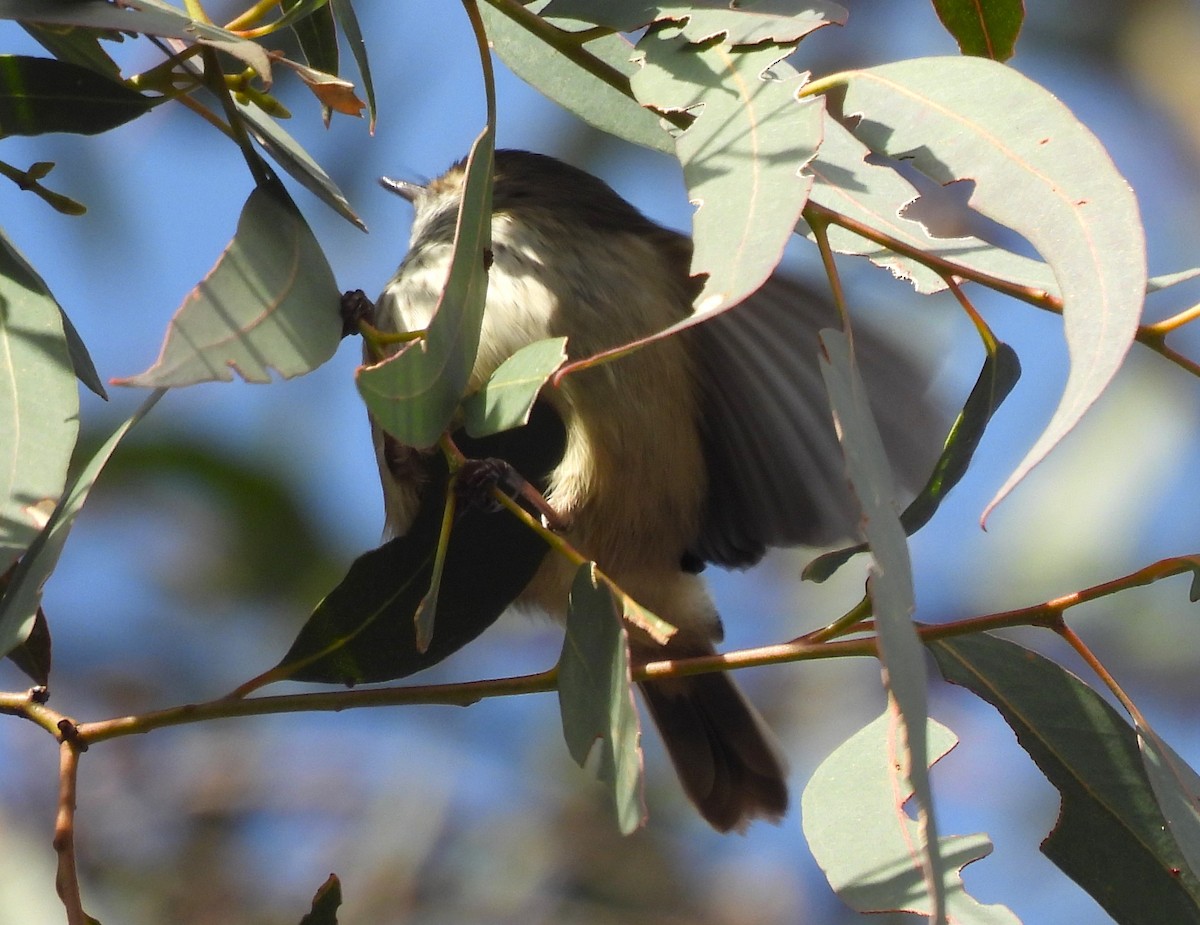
[827,57,1146,520]
[559,563,645,835]
[802,711,1020,923]
[358,128,493,449]
[632,34,822,313]
[115,181,342,387]
[0,231,79,574]
[329,0,376,132]
[932,632,1200,923]
[463,337,567,438]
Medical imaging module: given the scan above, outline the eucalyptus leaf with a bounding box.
[932,633,1200,922]
[115,181,342,388]
[463,337,567,438]
[0,55,155,137]
[0,230,80,575]
[828,57,1147,520]
[632,34,821,313]
[358,129,494,449]
[931,0,1023,60]
[802,711,1019,923]
[329,0,376,132]
[559,563,645,835]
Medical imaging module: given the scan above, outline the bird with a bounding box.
[366,149,938,832]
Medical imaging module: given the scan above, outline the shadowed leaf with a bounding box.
[932,0,1023,61]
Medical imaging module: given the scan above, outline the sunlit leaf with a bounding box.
[358,128,493,449]
[0,390,164,660]
[932,633,1200,921]
[0,230,79,575]
[115,181,342,388]
[803,710,1020,923]
[804,116,1058,296]
[632,34,821,313]
[463,337,567,438]
[559,563,645,835]
[543,0,845,40]
[825,57,1146,521]
[480,4,670,154]
[819,329,944,916]
[931,0,1023,61]
[237,101,365,230]
[0,55,154,137]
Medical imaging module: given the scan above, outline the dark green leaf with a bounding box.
[932,632,1200,923]
[298,873,341,925]
[0,55,154,137]
[559,563,644,834]
[3,601,50,685]
[0,229,80,574]
[22,23,122,80]
[275,404,565,685]
[805,342,1021,581]
[358,129,494,449]
[931,0,1023,61]
[289,0,339,86]
[115,181,342,387]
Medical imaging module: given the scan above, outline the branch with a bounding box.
[53,739,89,925]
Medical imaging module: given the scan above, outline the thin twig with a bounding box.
[53,739,88,925]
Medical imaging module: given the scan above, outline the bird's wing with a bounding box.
[689,274,940,568]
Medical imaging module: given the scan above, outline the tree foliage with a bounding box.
[1,1,1199,923]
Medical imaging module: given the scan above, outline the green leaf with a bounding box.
[480,4,670,154]
[237,100,365,230]
[298,873,341,925]
[931,0,1023,61]
[543,0,846,39]
[0,55,154,137]
[826,57,1147,520]
[0,230,80,574]
[1138,724,1200,883]
[802,711,1020,923]
[931,632,1200,923]
[289,0,338,79]
[1147,267,1200,293]
[275,404,564,685]
[0,389,164,660]
[804,116,1059,296]
[357,128,494,449]
[559,563,645,835]
[329,0,376,133]
[115,181,342,388]
[57,306,107,400]
[22,23,123,80]
[632,34,822,313]
[805,341,1021,581]
[463,337,567,438]
[818,329,944,917]
[3,602,50,686]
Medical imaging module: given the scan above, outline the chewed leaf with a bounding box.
[932,633,1200,921]
[825,57,1146,522]
[543,0,845,41]
[802,711,1020,924]
[559,564,645,835]
[632,34,822,314]
[116,182,342,387]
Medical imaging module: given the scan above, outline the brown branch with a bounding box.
[53,739,89,925]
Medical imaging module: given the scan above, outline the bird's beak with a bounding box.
[379,176,424,202]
